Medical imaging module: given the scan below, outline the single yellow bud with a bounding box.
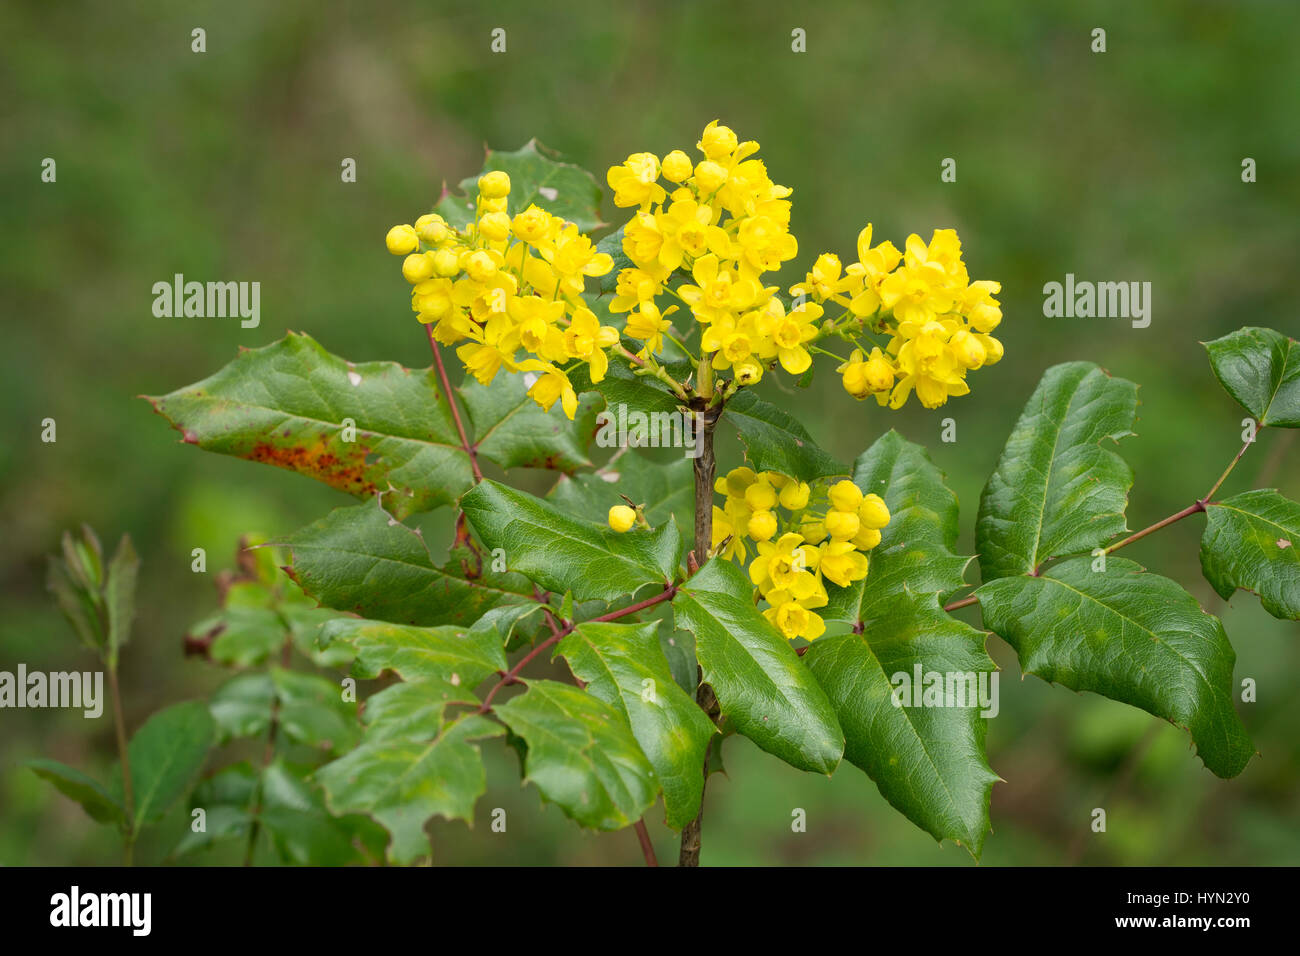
[698,121,739,160]
[863,348,895,391]
[694,161,728,194]
[825,509,860,540]
[828,479,863,513]
[744,480,778,512]
[950,328,986,370]
[385,224,419,255]
[779,481,811,511]
[978,334,1004,365]
[747,510,778,541]
[852,526,883,550]
[801,518,827,543]
[858,493,891,530]
[402,252,437,284]
[734,360,763,385]
[661,149,693,183]
[608,505,637,533]
[432,248,461,277]
[479,211,511,243]
[478,170,512,199]
[415,213,450,244]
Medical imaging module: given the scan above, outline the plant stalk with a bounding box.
[107,663,135,864]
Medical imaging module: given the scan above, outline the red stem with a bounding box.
[634,820,659,866]
[425,324,483,482]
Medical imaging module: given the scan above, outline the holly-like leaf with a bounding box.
[111,701,216,828]
[361,679,480,743]
[723,389,848,483]
[282,502,537,627]
[548,455,694,533]
[824,431,970,626]
[567,351,686,421]
[1201,489,1300,620]
[495,680,657,830]
[556,622,716,829]
[977,556,1253,778]
[319,617,508,688]
[803,593,998,857]
[461,479,682,603]
[1204,326,1300,428]
[460,372,598,473]
[26,759,125,826]
[977,362,1138,581]
[436,139,606,233]
[672,559,844,774]
[145,333,473,519]
[316,712,503,863]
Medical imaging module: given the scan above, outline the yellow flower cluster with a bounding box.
[385,170,616,419]
[709,467,890,641]
[607,122,821,383]
[795,228,1005,409]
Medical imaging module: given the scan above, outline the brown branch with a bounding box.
[943,594,980,612]
[477,584,679,714]
[633,819,658,867]
[425,324,483,482]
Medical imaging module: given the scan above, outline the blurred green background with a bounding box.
[3,0,1298,865]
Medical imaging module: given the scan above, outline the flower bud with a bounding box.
[950,328,986,369]
[747,510,778,541]
[779,481,810,511]
[661,149,693,183]
[608,505,636,533]
[478,170,512,199]
[858,493,890,530]
[385,224,419,255]
[852,526,883,550]
[694,161,728,194]
[415,214,450,245]
[432,248,461,277]
[824,509,860,540]
[828,479,863,513]
[402,252,437,284]
[744,480,778,512]
[479,211,511,243]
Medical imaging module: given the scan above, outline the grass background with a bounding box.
[2,0,1298,865]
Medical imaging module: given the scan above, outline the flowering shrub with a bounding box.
[32,125,1299,866]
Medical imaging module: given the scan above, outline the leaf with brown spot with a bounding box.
[144,333,472,519]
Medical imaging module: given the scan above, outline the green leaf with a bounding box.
[495,680,657,830]
[104,535,139,664]
[114,701,216,827]
[595,224,633,294]
[460,371,597,472]
[315,712,503,864]
[548,455,694,533]
[282,502,537,626]
[27,759,124,826]
[723,389,848,483]
[977,556,1254,778]
[270,669,360,755]
[361,679,480,743]
[199,603,287,668]
[1201,489,1300,620]
[1204,326,1300,427]
[672,559,844,774]
[824,430,971,626]
[436,139,606,233]
[803,593,998,857]
[976,362,1139,581]
[567,351,685,420]
[209,673,277,742]
[320,617,508,688]
[461,479,683,603]
[46,555,104,653]
[145,332,473,519]
[556,622,717,829]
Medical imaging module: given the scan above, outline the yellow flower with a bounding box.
[818,540,869,588]
[544,225,614,296]
[478,211,511,243]
[608,505,637,533]
[457,315,520,386]
[609,267,663,313]
[624,301,676,355]
[824,509,860,541]
[563,306,621,381]
[508,295,566,358]
[511,204,558,245]
[792,253,855,303]
[656,197,729,271]
[768,300,822,374]
[415,213,451,245]
[385,224,419,256]
[778,481,810,511]
[712,505,746,562]
[747,510,777,541]
[402,252,437,284]
[762,590,828,641]
[750,533,820,597]
[519,359,580,420]
[607,153,666,209]
[679,254,761,324]
[697,120,739,161]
